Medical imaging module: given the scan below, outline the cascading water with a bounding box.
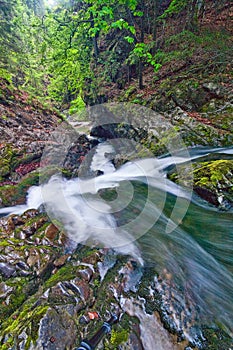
[0,142,233,345]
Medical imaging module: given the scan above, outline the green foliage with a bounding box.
[0,68,12,83]
[124,35,135,44]
[0,171,39,206]
[69,95,86,115]
[128,43,162,72]
[112,18,136,35]
[165,30,201,46]
[1,0,228,106]
[159,0,188,18]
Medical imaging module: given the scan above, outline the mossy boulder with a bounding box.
[169,159,233,208]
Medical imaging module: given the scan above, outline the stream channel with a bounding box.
[0,140,233,349]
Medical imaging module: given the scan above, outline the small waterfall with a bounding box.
[1,144,233,340]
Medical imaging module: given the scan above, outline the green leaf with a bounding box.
[124,36,135,44]
[129,25,136,35]
[133,11,143,17]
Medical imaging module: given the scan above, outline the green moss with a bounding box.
[30,306,49,341]
[22,213,46,228]
[0,240,12,247]
[0,171,39,206]
[194,160,233,190]
[44,263,77,289]
[110,329,129,346]
[1,304,49,348]
[0,277,29,320]
[168,159,233,206]
[0,144,15,177]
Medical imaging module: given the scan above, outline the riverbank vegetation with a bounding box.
[1,1,232,107]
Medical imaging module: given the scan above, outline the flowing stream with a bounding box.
[1,142,233,346]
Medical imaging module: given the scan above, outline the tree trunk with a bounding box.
[138,60,143,90]
[90,12,99,63]
[151,0,159,55]
[138,0,145,89]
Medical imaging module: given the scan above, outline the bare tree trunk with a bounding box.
[151,0,160,55]
[139,0,145,90]
[152,0,158,41]
[90,12,99,63]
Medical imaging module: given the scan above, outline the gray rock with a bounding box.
[35,307,77,350]
[0,262,16,278]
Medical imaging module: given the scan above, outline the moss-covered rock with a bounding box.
[0,144,18,180]
[169,159,233,208]
[0,171,39,207]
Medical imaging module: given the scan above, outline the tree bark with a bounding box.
[151,0,160,55]
[139,0,145,90]
[90,12,99,63]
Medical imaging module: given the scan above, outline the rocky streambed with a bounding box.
[1,207,232,350]
[0,79,233,349]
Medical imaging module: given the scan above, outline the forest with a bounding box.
[1,0,231,107]
[0,1,232,349]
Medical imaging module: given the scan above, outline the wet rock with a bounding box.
[49,282,75,304]
[16,231,27,240]
[27,248,40,267]
[22,225,37,237]
[195,186,219,206]
[37,257,56,279]
[0,217,15,235]
[22,209,39,220]
[71,278,91,302]
[54,254,70,267]
[128,330,144,350]
[34,216,47,230]
[77,267,93,282]
[79,314,91,324]
[202,82,223,97]
[16,261,30,271]
[0,282,13,298]
[45,223,59,240]
[119,260,143,293]
[0,262,16,278]
[59,232,77,252]
[62,134,92,173]
[82,251,101,265]
[36,307,77,350]
[6,216,15,231]
[97,253,117,281]
[12,215,25,226]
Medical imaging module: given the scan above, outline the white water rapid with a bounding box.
[0,143,233,343]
